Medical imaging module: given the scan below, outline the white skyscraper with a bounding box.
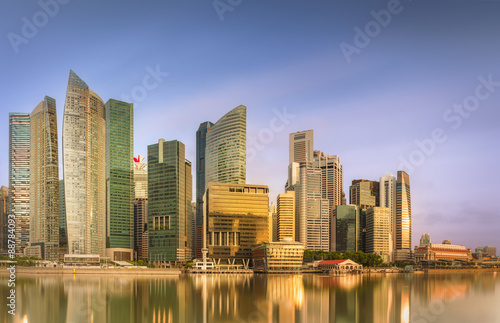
[380,174,396,261]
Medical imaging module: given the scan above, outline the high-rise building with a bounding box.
[133,155,148,260]
[195,121,214,259]
[289,130,313,165]
[8,112,30,255]
[419,233,431,247]
[29,96,59,261]
[0,186,8,252]
[269,203,277,242]
[313,151,344,214]
[205,183,269,267]
[365,207,391,262]
[148,139,192,263]
[334,205,362,253]
[395,171,412,261]
[205,105,246,188]
[296,163,329,251]
[59,180,67,257]
[349,180,379,210]
[62,70,106,256]
[380,174,396,261]
[277,191,295,242]
[105,99,134,260]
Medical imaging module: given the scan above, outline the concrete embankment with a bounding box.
[8,268,181,275]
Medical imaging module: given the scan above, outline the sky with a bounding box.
[1,0,499,250]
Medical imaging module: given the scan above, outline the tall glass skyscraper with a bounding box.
[395,170,412,261]
[148,139,192,263]
[8,112,30,255]
[62,70,106,256]
[30,96,59,260]
[195,121,213,258]
[205,105,246,189]
[133,156,148,260]
[106,99,134,253]
[334,205,362,253]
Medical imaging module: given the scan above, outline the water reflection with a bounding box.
[1,271,499,322]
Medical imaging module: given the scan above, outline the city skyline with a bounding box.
[1,0,499,250]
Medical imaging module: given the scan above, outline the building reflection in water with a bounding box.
[1,271,499,322]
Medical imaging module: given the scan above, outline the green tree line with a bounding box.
[303,250,384,267]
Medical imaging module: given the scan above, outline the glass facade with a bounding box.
[8,112,30,255]
[59,180,67,248]
[349,179,379,210]
[134,156,148,260]
[30,96,59,260]
[148,140,192,262]
[335,205,362,253]
[206,183,269,261]
[365,207,390,261]
[396,171,411,257]
[106,99,134,250]
[62,70,106,256]
[195,121,213,258]
[205,106,246,189]
[0,186,8,252]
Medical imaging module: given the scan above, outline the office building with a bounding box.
[349,180,379,210]
[334,205,362,253]
[29,96,59,261]
[414,240,472,263]
[148,139,192,263]
[62,70,106,256]
[105,99,134,260]
[277,191,295,242]
[365,207,391,262]
[269,203,277,242]
[380,174,397,260]
[59,180,67,258]
[205,105,246,188]
[253,241,304,272]
[419,233,431,247]
[313,151,344,214]
[8,112,30,255]
[289,130,313,165]
[195,121,214,258]
[296,163,329,251]
[395,171,412,261]
[0,186,8,252]
[133,155,148,260]
[205,183,269,267]
[475,246,497,258]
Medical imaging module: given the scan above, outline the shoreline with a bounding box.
[0,267,497,276]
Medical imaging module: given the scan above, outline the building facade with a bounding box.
[30,96,59,260]
[62,70,106,256]
[106,99,134,258]
[289,130,313,165]
[148,139,192,263]
[205,183,269,267]
[334,205,362,253]
[0,186,8,252]
[365,207,391,262]
[380,174,396,261]
[133,156,148,260]
[195,121,214,259]
[313,151,344,215]
[253,241,304,272]
[205,106,246,189]
[8,112,31,255]
[415,241,472,263]
[277,191,295,242]
[395,171,412,261]
[349,180,379,210]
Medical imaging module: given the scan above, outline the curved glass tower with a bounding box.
[62,70,106,256]
[205,105,246,189]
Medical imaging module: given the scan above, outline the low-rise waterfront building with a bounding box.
[414,240,472,263]
[252,240,304,272]
[318,259,363,274]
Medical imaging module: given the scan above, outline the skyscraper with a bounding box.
[133,156,148,260]
[289,130,313,165]
[277,191,295,241]
[205,105,246,188]
[313,151,344,214]
[296,163,330,251]
[59,180,67,255]
[148,139,192,263]
[395,171,412,261]
[195,121,214,259]
[365,207,391,262]
[349,180,379,210]
[380,174,396,260]
[30,96,59,261]
[334,205,362,253]
[105,99,134,259]
[62,70,106,256]
[0,186,8,252]
[8,112,30,255]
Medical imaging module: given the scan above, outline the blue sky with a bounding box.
[1,0,499,250]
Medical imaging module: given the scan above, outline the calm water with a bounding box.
[1,271,499,323]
